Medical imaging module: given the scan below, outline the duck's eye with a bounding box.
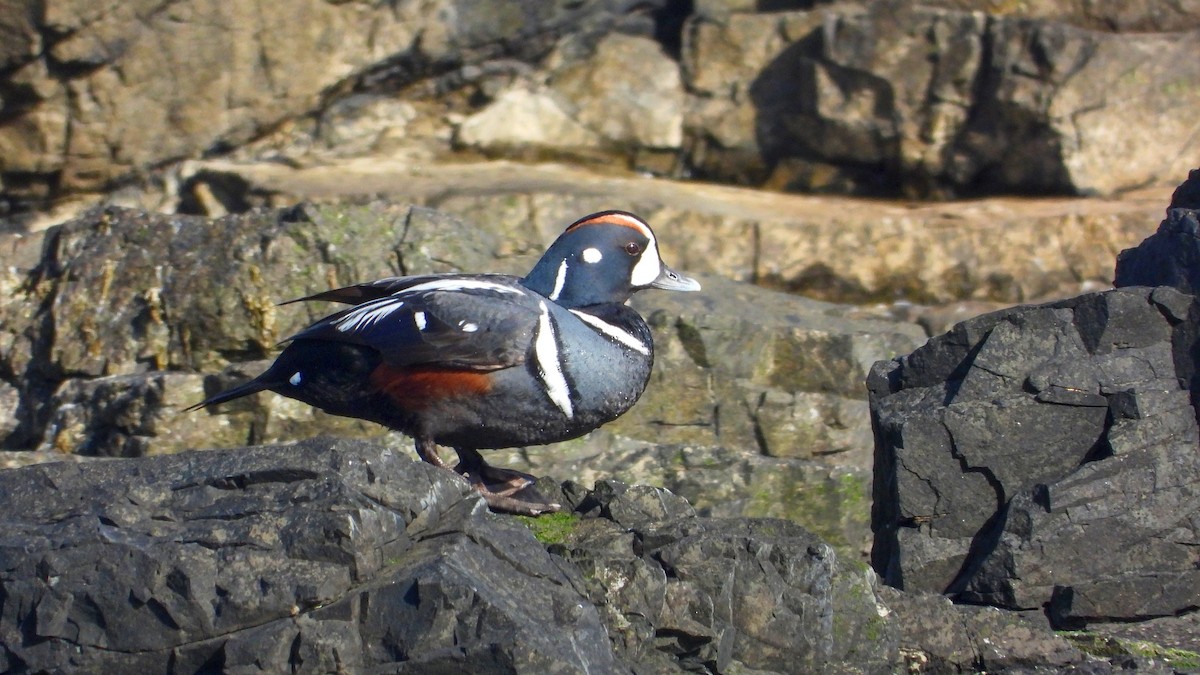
[624,241,642,256]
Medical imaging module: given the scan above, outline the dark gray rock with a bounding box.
[0,438,624,673]
[869,285,1200,626]
[878,587,1087,673]
[0,437,904,673]
[0,436,1156,673]
[1115,168,1200,293]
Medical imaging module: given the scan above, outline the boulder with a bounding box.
[0,437,895,673]
[868,285,1200,625]
[457,32,686,163]
[1115,168,1200,293]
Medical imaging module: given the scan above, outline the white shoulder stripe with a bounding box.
[549,259,568,301]
[534,300,573,418]
[569,310,650,355]
[400,279,525,295]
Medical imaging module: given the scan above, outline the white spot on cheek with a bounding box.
[460,321,479,332]
[414,311,427,330]
[581,247,603,263]
[289,372,302,386]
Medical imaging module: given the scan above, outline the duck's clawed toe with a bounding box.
[454,447,561,516]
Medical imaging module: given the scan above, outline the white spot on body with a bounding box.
[549,259,568,301]
[414,311,427,330]
[289,371,303,386]
[569,310,650,355]
[581,247,603,264]
[460,321,479,333]
[534,300,573,418]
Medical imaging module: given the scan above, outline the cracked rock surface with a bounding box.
[0,437,899,673]
[868,282,1200,624]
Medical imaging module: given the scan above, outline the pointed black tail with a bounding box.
[184,377,272,412]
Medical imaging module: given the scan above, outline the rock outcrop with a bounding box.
[681,2,1200,198]
[869,283,1200,625]
[0,203,927,558]
[4,0,1197,219]
[0,0,655,213]
[0,437,897,673]
[1115,168,1200,294]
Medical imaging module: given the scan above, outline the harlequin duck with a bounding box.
[190,210,700,515]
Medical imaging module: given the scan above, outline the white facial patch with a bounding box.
[629,238,662,287]
[534,301,573,418]
[460,321,479,333]
[569,309,650,355]
[414,311,427,330]
[289,371,303,386]
[549,259,568,301]
[581,247,603,264]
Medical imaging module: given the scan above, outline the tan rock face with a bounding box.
[680,3,1200,197]
[171,159,1166,305]
[0,0,631,209]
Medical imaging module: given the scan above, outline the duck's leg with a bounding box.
[453,447,561,516]
[414,436,457,471]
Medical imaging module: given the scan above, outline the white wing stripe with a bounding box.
[400,279,525,295]
[334,298,405,332]
[569,310,650,355]
[535,301,573,418]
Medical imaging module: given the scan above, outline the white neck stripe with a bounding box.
[569,309,650,355]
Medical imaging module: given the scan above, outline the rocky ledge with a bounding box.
[0,437,1163,673]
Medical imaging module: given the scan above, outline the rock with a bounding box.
[146,158,1166,305]
[0,436,902,673]
[879,587,1087,672]
[919,0,1200,33]
[681,2,1200,197]
[868,285,1200,625]
[549,33,685,150]
[456,85,603,152]
[0,438,624,672]
[1115,168,1200,293]
[456,32,685,165]
[0,0,660,211]
[544,492,898,672]
[1,203,924,564]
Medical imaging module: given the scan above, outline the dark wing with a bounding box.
[285,277,539,371]
[281,274,505,306]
